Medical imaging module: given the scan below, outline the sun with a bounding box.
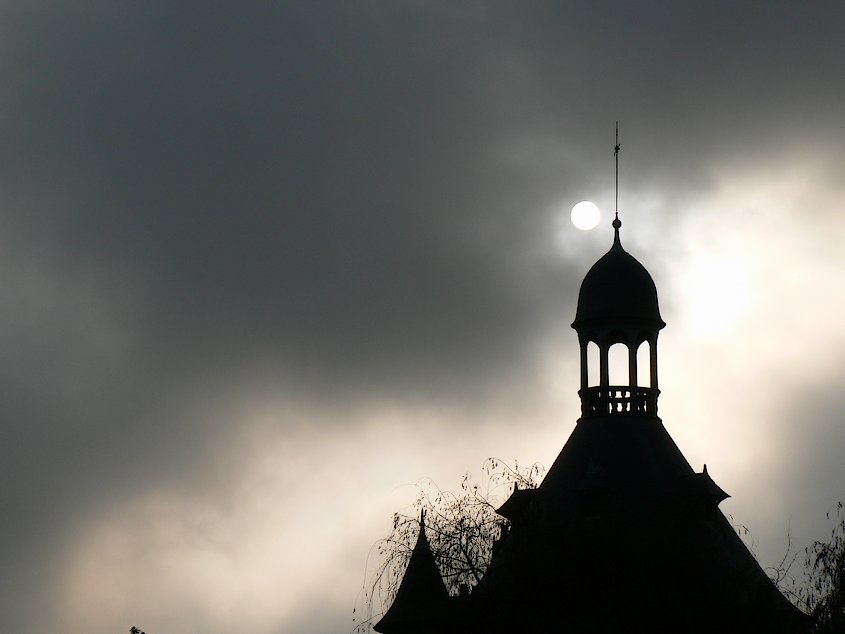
[571,200,600,230]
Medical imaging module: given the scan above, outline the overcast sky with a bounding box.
[1,2,844,632]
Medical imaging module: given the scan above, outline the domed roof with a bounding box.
[572,221,665,331]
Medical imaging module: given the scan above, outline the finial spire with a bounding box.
[614,122,620,219]
[612,123,622,248]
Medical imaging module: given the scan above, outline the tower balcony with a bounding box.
[579,386,659,418]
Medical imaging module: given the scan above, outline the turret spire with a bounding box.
[613,123,622,249]
[614,122,620,217]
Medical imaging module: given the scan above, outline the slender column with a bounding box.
[628,343,637,388]
[580,340,588,390]
[600,343,609,389]
[650,337,659,390]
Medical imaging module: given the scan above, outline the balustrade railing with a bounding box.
[579,386,658,417]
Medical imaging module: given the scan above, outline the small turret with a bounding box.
[572,215,665,418]
[373,511,450,633]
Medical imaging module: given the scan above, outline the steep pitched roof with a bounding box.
[373,513,450,633]
[496,483,536,524]
[476,414,809,633]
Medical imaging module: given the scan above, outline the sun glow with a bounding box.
[571,201,600,230]
[682,253,754,338]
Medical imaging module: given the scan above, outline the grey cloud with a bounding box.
[0,2,844,632]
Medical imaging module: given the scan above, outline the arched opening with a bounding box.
[587,341,600,387]
[636,341,651,387]
[608,343,628,386]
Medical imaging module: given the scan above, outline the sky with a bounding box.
[1,2,844,632]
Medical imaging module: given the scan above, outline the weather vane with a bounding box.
[569,125,619,232]
[614,122,620,220]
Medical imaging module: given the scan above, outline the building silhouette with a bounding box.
[374,214,808,633]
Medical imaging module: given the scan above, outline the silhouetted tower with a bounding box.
[474,210,808,633]
[372,134,809,633]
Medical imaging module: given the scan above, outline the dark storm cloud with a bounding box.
[3,1,844,392]
[1,2,575,391]
[1,2,844,631]
[0,5,572,627]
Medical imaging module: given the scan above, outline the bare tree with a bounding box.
[353,458,544,633]
[768,502,845,633]
[803,502,845,633]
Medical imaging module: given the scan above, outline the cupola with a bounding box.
[571,215,665,418]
